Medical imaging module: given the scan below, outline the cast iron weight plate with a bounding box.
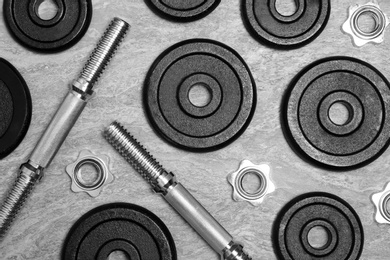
[243,0,331,48]
[3,0,92,52]
[144,39,257,151]
[273,192,364,260]
[62,203,177,260]
[283,57,390,170]
[0,58,32,159]
[146,0,221,21]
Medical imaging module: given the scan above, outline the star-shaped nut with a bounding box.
[372,182,390,224]
[227,160,275,206]
[342,1,390,47]
[66,150,114,197]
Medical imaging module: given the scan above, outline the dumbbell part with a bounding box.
[4,0,92,52]
[227,160,275,206]
[243,0,330,48]
[104,121,252,260]
[342,1,390,47]
[144,39,257,152]
[273,192,363,259]
[372,182,390,224]
[146,0,220,21]
[62,203,177,260]
[283,57,390,169]
[65,150,113,197]
[0,58,32,159]
[0,18,129,238]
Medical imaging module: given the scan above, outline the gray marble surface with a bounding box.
[1,0,390,259]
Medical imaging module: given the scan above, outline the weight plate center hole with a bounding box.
[188,83,212,107]
[275,0,297,16]
[37,0,59,21]
[357,11,380,34]
[241,171,264,194]
[328,101,353,126]
[76,161,102,187]
[108,250,130,260]
[307,226,330,250]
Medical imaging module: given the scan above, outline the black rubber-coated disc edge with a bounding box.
[272,192,364,260]
[3,0,92,52]
[0,58,32,159]
[143,38,257,152]
[281,56,390,171]
[145,0,221,22]
[61,203,177,260]
[241,0,331,49]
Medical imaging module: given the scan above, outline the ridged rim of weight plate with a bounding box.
[147,0,221,21]
[273,192,364,260]
[3,0,92,52]
[242,0,331,48]
[144,38,257,152]
[62,203,177,260]
[282,56,390,170]
[0,58,32,159]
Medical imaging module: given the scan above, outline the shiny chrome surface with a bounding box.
[228,160,275,206]
[104,121,253,260]
[0,18,129,238]
[66,150,113,197]
[372,182,390,224]
[342,1,389,47]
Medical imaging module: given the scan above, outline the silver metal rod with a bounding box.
[29,93,86,168]
[0,18,129,238]
[104,121,252,260]
[164,183,232,252]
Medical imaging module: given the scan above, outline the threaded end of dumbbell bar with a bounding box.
[80,17,129,87]
[104,121,165,186]
[223,242,252,260]
[0,173,36,238]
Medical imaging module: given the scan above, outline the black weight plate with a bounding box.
[0,58,32,159]
[144,39,257,151]
[273,192,364,260]
[62,203,177,260]
[146,0,220,21]
[243,0,330,48]
[3,0,92,52]
[283,57,390,169]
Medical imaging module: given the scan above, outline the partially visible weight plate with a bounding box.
[62,203,177,260]
[146,0,220,21]
[0,58,32,159]
[273,192,364,260]
[243,0,330,48]
[3,0,92,52]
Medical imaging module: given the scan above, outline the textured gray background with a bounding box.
[1,0,390,259]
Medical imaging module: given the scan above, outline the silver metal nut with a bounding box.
[372,182,390,224]
[342,1,390,47]
[66,150,113,197]
[227,160,275,206]
[71,78,94,101]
